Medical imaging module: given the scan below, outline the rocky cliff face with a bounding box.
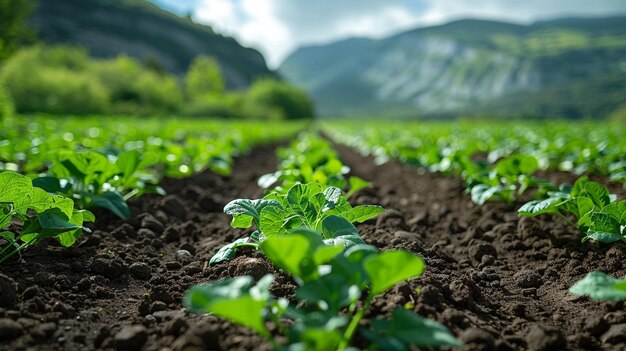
[280,18,626,118]
[31,0,275,89]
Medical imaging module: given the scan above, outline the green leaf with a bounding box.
[0,172,32,214]
[27,188,74,219]
[364,251,425,296]
[87,191,131,220]
[32,176,63,193]
[584,182,611,208]
[231,213,254,229]
[322,186,342,207]
[321,215,359,239]
[313,245,344,266]
[470,184,500,205]
[260,233,319,281]
[184,275,272,336]
[209,237,252,265]
[586,212,623,243]
[346,176,372,198]
[116,150,141,178]
[342,205,384,223]
[577,197,595,218]
[79,210,96,223]
[259,205,293,236]
[224,199,281,226]
[569,272,626,301]
[518,197,560,217]
[366,308,463,349]
[56,210,86,247]
[296,274,361,311]
[601,200,626,224]
[571,176,589,197]
[36,208,83,238]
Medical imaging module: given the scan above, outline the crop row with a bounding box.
[0,115,305,264]
[325,122,626,302]
[184,133,463,350]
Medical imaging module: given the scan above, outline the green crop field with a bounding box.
[3,1,626,350]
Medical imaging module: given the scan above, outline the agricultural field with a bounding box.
[1,115,626,351]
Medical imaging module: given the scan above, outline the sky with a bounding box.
[151,0,626,68]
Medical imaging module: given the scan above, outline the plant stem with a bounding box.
[0,239,34,265]
[337,297,372,351]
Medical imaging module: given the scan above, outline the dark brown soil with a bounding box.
[0,145,284,351]
[336,143,626,351]
[2,141,625,351]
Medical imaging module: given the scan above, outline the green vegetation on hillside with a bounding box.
[30,0,274,87]
[0,0,36,61]
[0,45,314,119]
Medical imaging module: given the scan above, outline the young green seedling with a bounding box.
[258,134,372,198]
[210,182,383,265]
[519,177,625,243]
[32,149,163,219]
[0,172,94,264]
[186,229,461,350]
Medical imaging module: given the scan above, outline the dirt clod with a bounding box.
[114,325,148,351]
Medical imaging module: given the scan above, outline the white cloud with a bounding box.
[190,0,626,68]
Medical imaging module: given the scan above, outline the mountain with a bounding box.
[30,0,275,88]
[279,17,626,118]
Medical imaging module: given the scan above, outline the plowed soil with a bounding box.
[1,142,625,351]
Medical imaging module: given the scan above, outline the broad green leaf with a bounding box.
[369,308,463,348]
[577,197,595,218]
[584,182,611,208]
[259,205,290,236]
[296,274,361,311]
[312,245,344,266]
[364,251,425,296]
[569,272,626,301]
[224,199,280,226]
[184,275,272,336]
[571,176,589,197]
[0,172,32,214]
[32,176,63,193]
[36,208,82,238]
[342,205,384,223]
[116,150,141,178]
[209,237,251,265]
[470,184,500,205]
[586,212,623,243]
[322,197,353,218]
[231,213,254,229]
[518,197,560,217]
[26,188,74,219]
[224,199,260,220]
[88,191,131,220]
[260,234,317,281]
[321,215,359,239]
[56,210,86,247]
[322,186,342,207]
[601,200,626,224]
[79,209,96,223]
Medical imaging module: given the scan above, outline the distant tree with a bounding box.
[245,79,315,120]
[185,56,225,98]
[0,0,37,61]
